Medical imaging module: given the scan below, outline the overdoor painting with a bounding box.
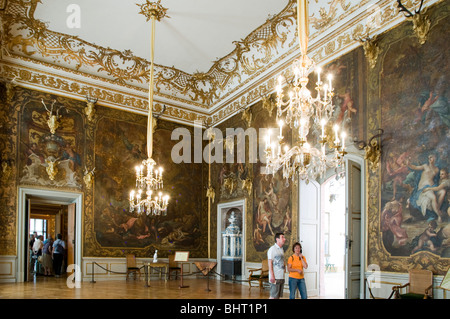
[19,98,83,189]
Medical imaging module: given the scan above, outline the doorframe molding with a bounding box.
[16,187,83,282]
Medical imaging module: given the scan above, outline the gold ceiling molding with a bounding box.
[2,50,207,110]
[0,62,207,125]
[2,0,298,108]
[1,0,439,127]
[310,0,352,30]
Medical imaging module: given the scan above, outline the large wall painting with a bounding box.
[252,164,292,254]
[248,108,293,261]
[92,116,205,257]
[378,4,450,263]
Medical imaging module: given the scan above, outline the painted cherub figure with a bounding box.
[411,220,438,254]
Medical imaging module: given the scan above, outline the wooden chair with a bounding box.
[168,254,181,280]
[248,259,269,290]
[437,267,450,298]
[126,254,141,281]
[392,269,433,299]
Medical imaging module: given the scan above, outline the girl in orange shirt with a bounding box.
[287,242,308,299]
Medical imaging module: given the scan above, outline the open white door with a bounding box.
[25,198,31,282]
[345,159,362,299]
[299,179,320,297]
[67,203,75,269]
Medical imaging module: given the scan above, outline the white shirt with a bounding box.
[32,238,43,254]
[267,243,285,280]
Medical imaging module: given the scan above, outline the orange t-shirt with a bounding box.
[288,255,307,279]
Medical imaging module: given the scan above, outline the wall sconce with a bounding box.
[397,0,430,45]
[241,176,253,196]
[261,93,275,117]
[1,160,12,183]
[85,95,97,122]
[206,127,215,203]
[83,167,95,189]
[355,129,384,173]
[241,106,252,127]
[206,186,215,203]
[152,104,166,133]
[357,35,380,69]
[223,177,236,195]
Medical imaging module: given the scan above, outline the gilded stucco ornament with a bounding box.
[85,96,97,122]
[83,167,95,189]
[241,177,253,196]
[45,156,59,180]
[397,0,430,45]
[241,106,252,127]
[1,161,12,183]
[261,93,275,117]
[41,99,65,135]
[206,128,216,203]
[310,0,351,30]
[411,11,431,45]
[355,129,384,174]
[359,36,380,69]
[223,177,236,195]
[206,186,215,203]
[2,0,297,110]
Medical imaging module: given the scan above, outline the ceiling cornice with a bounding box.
[1,0,440,127]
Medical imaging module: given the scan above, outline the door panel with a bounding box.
[25,198,30,282]
[67,203,75,270]
[299,179,320,297]
[345,159,361,299]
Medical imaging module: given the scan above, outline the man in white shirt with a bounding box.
[32,235,43,274]
[32,235,43,256]
[267,232,286,299]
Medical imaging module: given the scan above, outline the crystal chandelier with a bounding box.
[264,0,346,183]
[129,0,169,215]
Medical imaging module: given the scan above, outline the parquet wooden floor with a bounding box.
[0,275,270,299]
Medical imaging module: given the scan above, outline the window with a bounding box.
[30,218,48,240]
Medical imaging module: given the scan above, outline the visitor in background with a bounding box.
[52,234,65,278]
[42,235,54,276]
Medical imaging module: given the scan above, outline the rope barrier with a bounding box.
[89,261,252,284]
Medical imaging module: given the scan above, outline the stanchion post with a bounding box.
[179,265,189,289]
[90,262,96,283]
[144,263,149,287]
[205,267,211,292]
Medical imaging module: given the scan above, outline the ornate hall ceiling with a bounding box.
[0,0,440,126]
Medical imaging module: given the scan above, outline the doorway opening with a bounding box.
[28,201,72,281]
[320,175,346,298]
[18,188,82,283]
